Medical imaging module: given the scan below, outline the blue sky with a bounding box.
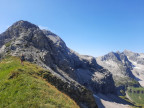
[0,0,144,57]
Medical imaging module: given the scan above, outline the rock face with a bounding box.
[123,50,144,87]
[0,20,116,107]
[38,70,97,108]
[96,50,144,87]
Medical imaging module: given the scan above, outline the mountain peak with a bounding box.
[9,20,39,30]
[107,51,116,56]
[0,21,116,96]
[123,50,135,56]
[123,49,133,53]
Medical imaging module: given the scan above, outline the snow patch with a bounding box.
[139,81,144,87]
[127,58,144,87]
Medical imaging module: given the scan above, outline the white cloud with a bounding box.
[38,25,57,34]
[38,25,48,30]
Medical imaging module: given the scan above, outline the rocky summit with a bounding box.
[96,50,144,88]
[0,20,116,108]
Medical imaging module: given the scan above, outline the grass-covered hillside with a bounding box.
[0,56,79,108]
[126,87,144,107]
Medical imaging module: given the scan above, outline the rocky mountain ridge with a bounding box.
[96,50,144,87]
[0,20,116,108]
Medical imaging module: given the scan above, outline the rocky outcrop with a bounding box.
[97,52,134,78]
[123,50,144,65]
[0,20,116,107]
[96,51,142,87]
[38,70,97,108]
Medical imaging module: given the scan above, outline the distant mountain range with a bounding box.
[96,50,144,87]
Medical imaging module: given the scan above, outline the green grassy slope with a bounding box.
[126,87,144,107]
[0,56,79,108]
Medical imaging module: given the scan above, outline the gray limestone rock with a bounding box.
[96,51,142,88]
[0,20,116,107]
